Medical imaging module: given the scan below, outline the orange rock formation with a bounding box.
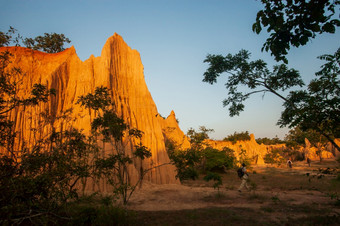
[205,134,285,165]
[1,33,182,189]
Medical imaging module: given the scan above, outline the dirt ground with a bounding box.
[126,160,340,225]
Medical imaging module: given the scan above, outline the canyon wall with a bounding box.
[1,33,181,190]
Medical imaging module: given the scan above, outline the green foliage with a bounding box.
[203,47,339,152]
[187,126,214,148]
[76,86,111,111]
[203,50,303,117]
[279,48,340,151]
[203,2,340,152]
[0,128,94,224]
[92,110,127,142]
[0,26,21,47]
[78,87,152,205]
[0,50,55,157]
[263,148,285,165]
[238,148,251,167]
[168,126,237,182]
[168,148,200,181]
[203,172,222,191]
[256,136,284,145]
[253,0,340,63]
[23,33,71,53]
[201,147,236,172]
[1,26,71,53]
[223,131,251,143]
[271,194,281,204]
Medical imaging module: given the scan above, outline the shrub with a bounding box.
[201,147,236,172]
[256,136,285,145]
[223,131,251,144]
[168,148,201,181]
[264,148,285,164]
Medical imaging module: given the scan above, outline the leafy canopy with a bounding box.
[23,33,71,53]
[253,0,340,63]
[203,49,304,116]
[1,26,71,53]
[278,48,340,140]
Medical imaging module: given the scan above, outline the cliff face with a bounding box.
[1,33,181,188]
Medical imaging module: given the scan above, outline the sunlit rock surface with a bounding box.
[1,33,182,189]
[205,134,284,165]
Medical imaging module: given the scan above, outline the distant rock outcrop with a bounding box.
[205,134,285,165]
[1,33,182,190]
[159,110,191,150]
[304,138,338,160]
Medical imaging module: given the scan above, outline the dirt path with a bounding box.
[127,161,339,215]
[128,182,334,212]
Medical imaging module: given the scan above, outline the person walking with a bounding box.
[238,163,249,192]
[287,159,293,168]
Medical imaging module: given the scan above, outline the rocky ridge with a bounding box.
[1,33,181,190]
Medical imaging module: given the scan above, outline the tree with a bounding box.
[24,33,71,53]
[256,136,284,145]
[253,0,340,63]
[223,131,251,143]
[186,126,214,148]
[0,26,22,47]
[77,86,152,205]
[0,46,92,223]
[203,49,340,152]
[0,49,55,156]
[1,26,71,53]
[279,48,340,148]
[203,49,303,117]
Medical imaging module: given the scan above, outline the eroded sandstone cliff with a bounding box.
[1,33,181,189]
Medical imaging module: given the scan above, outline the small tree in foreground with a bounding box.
[77,86,152,205]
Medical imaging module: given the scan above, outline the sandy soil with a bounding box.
[127,161,340,217]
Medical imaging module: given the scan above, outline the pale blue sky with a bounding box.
[1,0,339,140]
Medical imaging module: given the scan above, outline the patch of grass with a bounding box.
[247,192,267,202]
[249,181,257,191]
[260,206,274,213]
[225,185,235,190]
[271,195,280,204]
[64,195,136,226]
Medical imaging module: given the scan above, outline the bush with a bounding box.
[256,137,285,145]
[168,148,201,181]
[201,147,236,172]
[264,148,285,164]
[223,131,251,144]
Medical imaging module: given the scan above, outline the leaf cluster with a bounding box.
[223,131,251,143]
[0,128,95,224]
[203,50,303,116]
[186,126,214,147]
[1,26,71,53]
[23,33,71,53]
[256,136,285,145]
[279,48,340,141]
[77,86,152,205]
[253,0,340,63]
